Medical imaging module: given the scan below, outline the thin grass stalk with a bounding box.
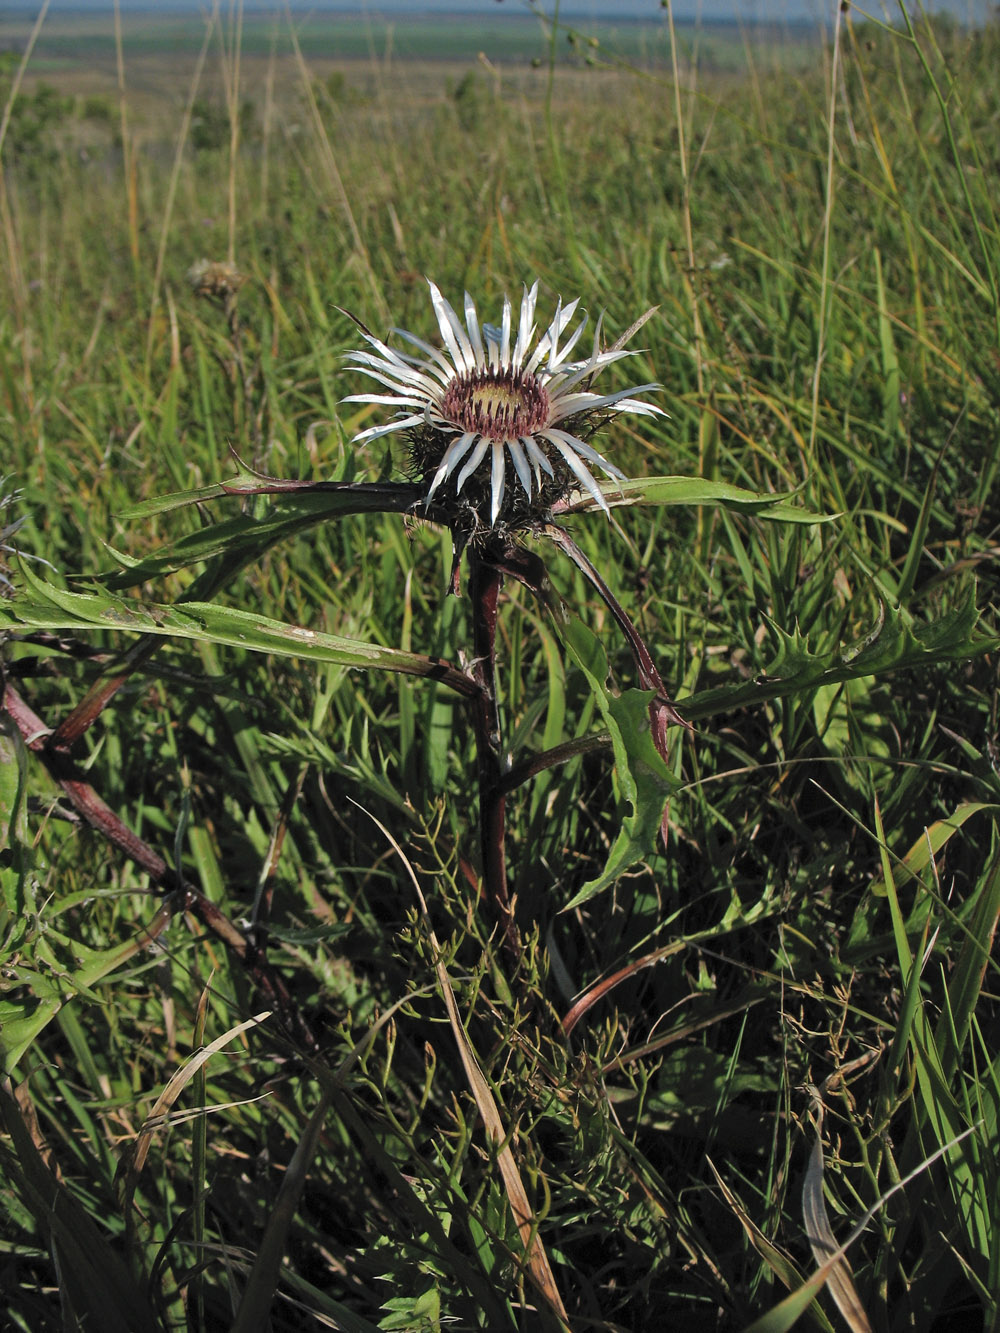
[843,13,929,385]
[665,2,724,580]
[145,0,219,368]
[808,0,844,466]
[662,0,703,375]
[223,0,244,267]
[191,984,210,1333]
[364,8,407,194]
[0,0,50,158]
[539,0,580,279]
[0,175,31,416]
[260,23,277,221]
[0,0,51,421]
[284,5,387,324]
[112,0,140,283]
[898,5,1000,345]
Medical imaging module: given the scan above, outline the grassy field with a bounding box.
[5,7,821,75]
[2,4,1000,1331]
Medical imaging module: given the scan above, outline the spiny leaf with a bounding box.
[681,584,996,723]
[765,587,992,679]
[559,618,680,911]
[109,475,823,593]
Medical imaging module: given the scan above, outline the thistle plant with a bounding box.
[5,16,1000,1323]
[2,262,996,1328]
[4,265,980,1016]
[344,280,664,534]
[0,277,826,989]
[339,280,687,946]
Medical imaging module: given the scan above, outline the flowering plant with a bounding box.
[0,276,820,1004]
[337,280,692,938]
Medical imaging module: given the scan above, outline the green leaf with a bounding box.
[556,474,832,524]
[1,917,167,1074]
[559,619,680,911]
[768,590,992,679]
[379,1285,441,1331]
[0,714,30,924]
[868,801,999,900]
[104,485,419,589]
[107,476,823,597]
[0,568,475,696]
[680,585,996,724]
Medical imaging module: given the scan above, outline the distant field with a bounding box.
[6,7,822,79]
[3,6,825,141]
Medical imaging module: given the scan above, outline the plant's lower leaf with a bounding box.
[105,483,421,588]
[559,619,679,910]
[680,583,996,723]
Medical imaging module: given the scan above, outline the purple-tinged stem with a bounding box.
[467,551,520,958]
[544,523,688,846]
[3,680,321,1052]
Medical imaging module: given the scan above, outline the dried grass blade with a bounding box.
[802,1098,873,1333]
[435,953,568,1322]
[744,1120,979,1333]
[354,800,570,1328]
[606,304,659,355]
[706,1159,836,1332]
[120,1010,271,1187]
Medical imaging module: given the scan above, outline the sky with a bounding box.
[19,0,993,25]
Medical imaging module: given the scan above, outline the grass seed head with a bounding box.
[187,258,247,302]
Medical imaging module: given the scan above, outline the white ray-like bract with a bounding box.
[343,280,665,528]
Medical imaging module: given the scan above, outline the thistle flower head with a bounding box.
[342,280,664,536]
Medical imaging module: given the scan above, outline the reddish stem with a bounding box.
[467,551,520,958]
[2,679,320,1052]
